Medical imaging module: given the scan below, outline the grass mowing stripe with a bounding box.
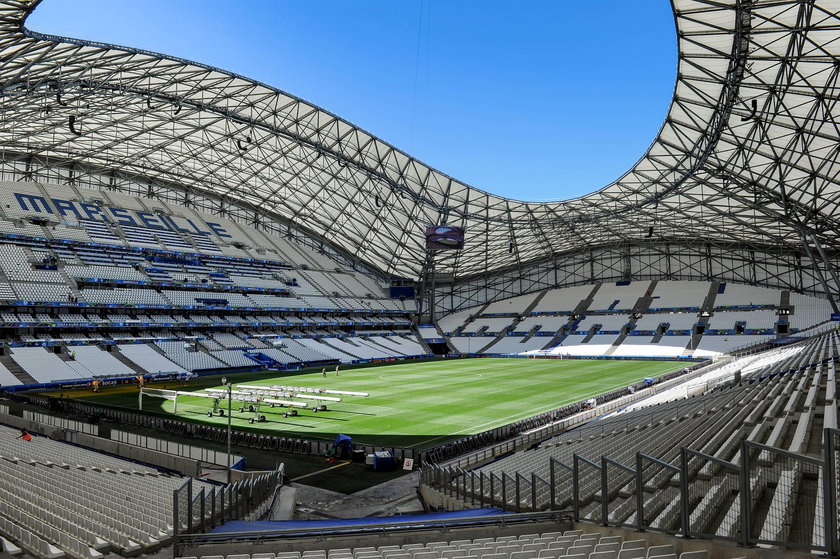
[58,358,681,449]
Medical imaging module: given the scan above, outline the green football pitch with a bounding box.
[69,358,680,450]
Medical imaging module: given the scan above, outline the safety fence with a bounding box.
[174,510,573,558]
[6,392,416,461]
[422,359,718,467]
[172,465,283,555]
[23,409,99,435]
[5,360,721,470]
[421,428,840,555]
[111,429,245,466]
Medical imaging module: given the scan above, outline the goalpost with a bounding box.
[139,388,181,413]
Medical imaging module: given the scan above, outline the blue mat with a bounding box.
[211,508,506,533]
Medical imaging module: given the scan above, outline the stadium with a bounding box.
[0,1,835,559]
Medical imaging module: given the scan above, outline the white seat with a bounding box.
[567,546,593,557]
[646,546,674,559]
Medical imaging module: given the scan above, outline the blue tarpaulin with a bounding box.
[210,508,507,533]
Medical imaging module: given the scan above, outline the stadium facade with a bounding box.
[0,0,838,319]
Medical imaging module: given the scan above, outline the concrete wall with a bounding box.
[72,432,201,476]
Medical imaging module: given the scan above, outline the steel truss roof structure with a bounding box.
[0,1,839,297]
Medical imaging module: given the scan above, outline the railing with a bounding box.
[174,510,573,557]
[6,392,416,461]
[22,409,99,435]
[421,428,840,555]
[111,429,245,466]
[423,359,720,468]
[172,465,283,556]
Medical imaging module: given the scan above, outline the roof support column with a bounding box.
[810,233,840,309]
[798,230,839,314]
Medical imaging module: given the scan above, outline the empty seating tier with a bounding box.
[439,281,829,358]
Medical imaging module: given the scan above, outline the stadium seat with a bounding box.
[537,551,566,559]
[566,546,593,557]
[646,546,674,559]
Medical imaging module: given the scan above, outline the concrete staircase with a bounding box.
[650,328,666,344]
[111,346,152,375]
[539,285,601,351]
[477,320,520,353]
[475,292,551,353]
[317,338,361,360]
[448,302,492,337]
[540,315,578,351]
[522,290,550,315]
[573,283,602,314]
[605,280,658,356]
[683,281,721,356]
[362,336,406,356]
[56,266,83,302]
[0,353,37,384]
[413,326,437,355]
[520,324,543,343]
[632,280,659,313]
[581,323,601,344]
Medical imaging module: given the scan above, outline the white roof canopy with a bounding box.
[0,0,838,280]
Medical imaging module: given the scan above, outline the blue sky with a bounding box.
[27,1,676,202]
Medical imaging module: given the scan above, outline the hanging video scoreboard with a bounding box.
[425,225,465,250]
